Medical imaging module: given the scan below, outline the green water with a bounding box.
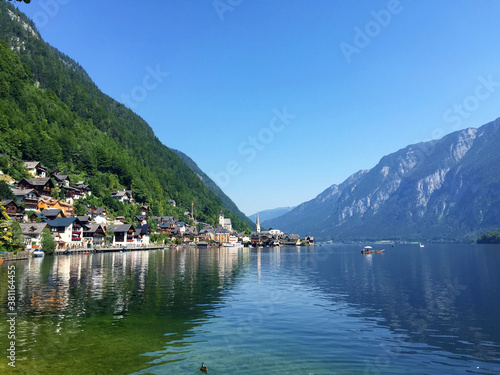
[1,245,500,374]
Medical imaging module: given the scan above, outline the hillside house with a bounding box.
[112,190,134,204]
[10,188,40,210]
[18,178,54,197]
[45,217,84,249]
[23,161,46,178]
[135,224,151,245]
[38,198,73,217]
[83,224,105,248]
[41,208,64,220]
[87,207,107,224]
[1,199,24,221]
[19,222,48,249]
[51,172,70,187]
[106,224,135,247]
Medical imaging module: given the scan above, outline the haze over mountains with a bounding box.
[263,120,500,242]
[248,207,295,224]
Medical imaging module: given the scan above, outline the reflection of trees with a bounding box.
[0,248,249,374]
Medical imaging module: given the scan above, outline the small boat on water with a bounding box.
[33,249,45,257]
[419,243,424,248]
[361,246,385,254]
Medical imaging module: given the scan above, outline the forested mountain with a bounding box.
[263,120,500,242]
[0,2,249,230]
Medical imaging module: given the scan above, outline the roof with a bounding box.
[106,224,133,233]
[23,161,40,169]
[77,215,91,223]
[21,178,52,187]
[84,224,103,233]
[41,208,63,216]
[53,173,69,181]
[11,188,40,197]
[135,224,150,235]
[1,199,15,206]
[45,217,77,228]
[19,222,48,236]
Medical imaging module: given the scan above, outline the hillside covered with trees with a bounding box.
[0,2,250,231]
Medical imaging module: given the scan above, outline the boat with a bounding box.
[419,243,424,248]
[33,249,45,257]
[361,246,385,254]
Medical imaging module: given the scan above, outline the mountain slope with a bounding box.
[248,206,295,224]
[0,2,249,230]
[171,149,255,229]
[263,120,500,242]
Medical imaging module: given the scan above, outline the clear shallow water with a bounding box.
[1,244,500,374]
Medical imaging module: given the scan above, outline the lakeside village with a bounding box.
[1,161,315,256]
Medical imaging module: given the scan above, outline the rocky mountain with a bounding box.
[248,206,295,225]
[263,119,500,242]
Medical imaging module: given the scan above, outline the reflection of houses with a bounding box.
[106,224,135,246]
[1,199,24,221]
[23,161,46,178]
[10,188,41,210]
[18,177,54,197]
[83,224,105,248]
[19,222,48,249]
[45,217,84,249]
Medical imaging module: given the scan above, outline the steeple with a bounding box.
[256,211,261,233]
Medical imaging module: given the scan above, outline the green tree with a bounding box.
[0,206,13,251]
[0,180,15,200]
[11,221,25,252]
[41,228,56,255]
[477,231,500,244]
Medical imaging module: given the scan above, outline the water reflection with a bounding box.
[0,247,251,374]
[1,245,499,374]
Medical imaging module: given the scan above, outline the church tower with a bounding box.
[219,210,224,227]
[256,211,261,233]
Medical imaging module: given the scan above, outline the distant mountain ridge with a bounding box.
[263,119,500,242]
[248,206,295,225]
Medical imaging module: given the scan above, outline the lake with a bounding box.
[1,244,500,374]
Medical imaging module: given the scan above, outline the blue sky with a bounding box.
[14,0,500,216]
